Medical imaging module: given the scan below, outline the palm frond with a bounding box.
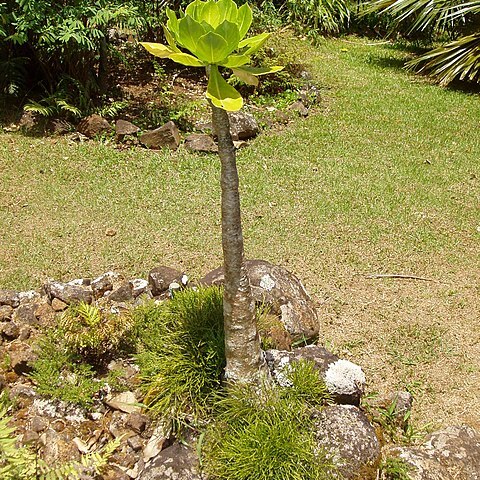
[407,32,480,84]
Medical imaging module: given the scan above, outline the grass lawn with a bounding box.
[1,34,479,430]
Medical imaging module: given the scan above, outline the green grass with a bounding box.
[0,34,478,290]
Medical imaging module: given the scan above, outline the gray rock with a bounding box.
[13,304,37,326]
[0,305,14,321]
[289,100,309,117]
[0,290,20,308]
[265,345,365,406]
[315,404,381,479]
[116,119,140,136]
[108,282,134,302]
[126,412,149,434]
[200,260,319,343]
[148,266,186,297]
[140,121,180,150]
[389,425,480,480]
[77,114,111,138]
[18,111,46,135]
[139,443,203,480]
[127,435,144,452]
[44,280,93,305]
[222,111,259,140]
[184,133,218,153]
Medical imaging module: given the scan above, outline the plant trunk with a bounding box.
[211,105,265,383]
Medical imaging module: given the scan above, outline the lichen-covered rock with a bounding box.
[0,305,14,321]
[315,404,380,479]
[140,121,180,150]
[139,443,203,480]
[388,425,480,480]
[0,290,20,308]
[265,345,365,405]
[44,280,93,305]
[213,111,259,140]
[148,266,187,297]
[130,278,149,297]
[200,260,319,343]
[184,133,218,153]
[91,271,124,299]
[13,304,38,326]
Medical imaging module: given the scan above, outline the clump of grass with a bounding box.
[134,286,225,431]
[202,361,333,480]
[378,457,412,480]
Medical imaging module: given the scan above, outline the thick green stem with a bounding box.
[211,105,265,383]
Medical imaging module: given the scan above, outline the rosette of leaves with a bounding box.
[140,0,282,111]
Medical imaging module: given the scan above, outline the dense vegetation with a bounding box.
[1,0,478,122]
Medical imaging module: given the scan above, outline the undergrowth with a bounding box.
[134,286,225,431]
[202,360,334,480]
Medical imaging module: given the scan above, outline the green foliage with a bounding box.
[0,407,120,479]
[29,328,105,408]
[378,457,412,480]
[60,301,136,361]
[141,0,282,111]
[202,364,333,480]
[364,0,480,84]
[134,287,225,431]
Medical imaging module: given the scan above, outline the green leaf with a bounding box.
[206,65,243,111]
[196,31,231,64]
[217,0,239,24]
[215,20,240,53]
[178,15,206,54]
[185,0,206,23]
[199,0,222,27]
[220,54,250,67]
[231,67,258,86]
[235,65,284,75]
[163,26,181,52]
[166,8,180,39]
[170,53,205,67]
[140,42,175,58]
[237,3,253,40]
[238,32,271,55]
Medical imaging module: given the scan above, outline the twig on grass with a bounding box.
[364,273,437,282]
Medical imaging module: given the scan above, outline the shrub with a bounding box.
[134,287,225,431]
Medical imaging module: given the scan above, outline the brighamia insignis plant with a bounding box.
[141,0,282,383]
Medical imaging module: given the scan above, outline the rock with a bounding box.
[108,282,134,302]
[200,260,319,342]
[213,111,259,140]
[1,321,20,340]
[34,301,56,327]
[0,290,20,308]
[39,428,81,465]
[130,279,149,298]
[128,435,144,452]
[140,121,180,150]
[44,280,93,305]
[106,391,141,414]
[18,290,41,304]
[46,118,73,135]
[30,416,49,433]
[139,443,202,480]
[289,100,309,117]
[148,266,186,297]
[126,412,149,434]
[22,430,40,444]
[0,305,14,321]
[370,390,413,429]
[91,271,124,299]
[143,421,170,463]
[108,410,130,439]
[9,342,37,375]
[184,133,218,153]
[315,404,381,479]
[51,298,68,311]
[18,111,46,135]
[77,114,111,138]
[389,425,480,480]
[116,119,140,137]
[13,304,37,326]
[265,345,365,405]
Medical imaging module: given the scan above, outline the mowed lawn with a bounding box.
[1,35,479,429]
